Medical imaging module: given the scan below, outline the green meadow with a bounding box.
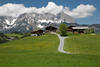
[0,34,100,67]
[64,34,100,55]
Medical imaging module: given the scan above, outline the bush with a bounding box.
[0,33,8,43]
[59,23,67,36]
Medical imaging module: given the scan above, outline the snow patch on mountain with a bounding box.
[5,19,17,25]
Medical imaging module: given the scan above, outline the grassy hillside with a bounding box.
[0,34,100,67]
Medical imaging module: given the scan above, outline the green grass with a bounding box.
[64,34,100,55]
[64,34,100,66]
[0,34,100,67]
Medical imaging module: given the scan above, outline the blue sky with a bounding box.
[0,0,100,24]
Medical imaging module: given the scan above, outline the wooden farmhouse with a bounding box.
[67,26,89,33]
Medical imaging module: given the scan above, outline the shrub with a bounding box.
[59,23,67,36]
[0,33,8,43]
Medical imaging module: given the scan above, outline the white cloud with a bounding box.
[35,2,63,15]
[65,4,96,18]
[0,2,96,18]
[0,3,36,17]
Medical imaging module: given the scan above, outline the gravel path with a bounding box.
[51,32,70,54]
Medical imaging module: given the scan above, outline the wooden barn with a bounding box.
[45,26,57,32]
[72,27,89,33]
[67,26,89,34]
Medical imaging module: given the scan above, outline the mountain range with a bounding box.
[0,12,75,33]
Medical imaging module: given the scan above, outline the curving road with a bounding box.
[51,32,70,54]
